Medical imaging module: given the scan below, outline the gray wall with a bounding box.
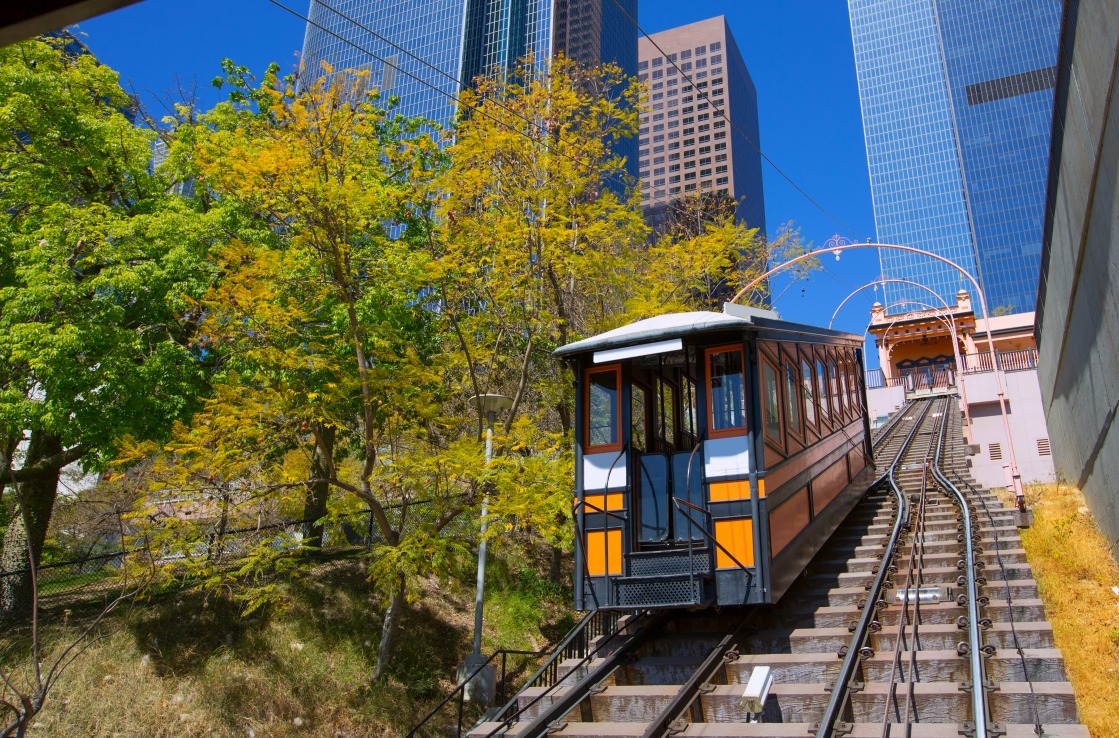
[1035,0,1119,549]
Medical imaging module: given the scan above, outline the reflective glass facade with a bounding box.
[849,0,1061,314]
[301,1,638,180]
[301,0,466,124]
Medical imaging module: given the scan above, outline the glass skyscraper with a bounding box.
[848,0,1061,315]
[300,0,638,175]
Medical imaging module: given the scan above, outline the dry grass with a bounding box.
[1016,483,1119,736]
[1,553,571,738]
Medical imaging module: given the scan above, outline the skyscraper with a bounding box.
[299,0,637,175]
[848,0,1061,315]
[637,17,766,236]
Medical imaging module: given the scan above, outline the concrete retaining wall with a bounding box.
[1035,0,1119,550]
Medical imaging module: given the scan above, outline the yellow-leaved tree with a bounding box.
[121,62,483,680]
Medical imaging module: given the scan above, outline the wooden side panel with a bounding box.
[769,486,810,557]
[763,443,785,469]
[709,479,751,502]
[847,447,867,479]
[714,518,755,569]
[586,529,622,576]
[812,456,850,517]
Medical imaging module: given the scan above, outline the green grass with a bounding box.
[0,547,573,738]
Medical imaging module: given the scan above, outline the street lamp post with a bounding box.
[459,393,513,704]
[732,237,1026,510]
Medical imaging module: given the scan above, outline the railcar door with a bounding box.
[632,365,703,547]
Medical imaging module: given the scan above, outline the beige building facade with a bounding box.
[636,16,766,233]
[864,292,1054,489]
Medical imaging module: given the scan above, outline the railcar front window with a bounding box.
[682,376,698,440]
[632,384,648,452]
[586,368,620,450]
[657,378,676,446]
[708,347,746,435]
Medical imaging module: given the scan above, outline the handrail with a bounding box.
[579,499,628,523]
[671,498,753,576]
[405,647,546,738]
[479,609,653,738]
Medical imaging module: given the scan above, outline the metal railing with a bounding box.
[0,510,381,608]
[865,369,907,389]
[961,348,1038,374]
[405,647,547,738]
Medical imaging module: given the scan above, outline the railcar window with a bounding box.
[586,367,621,450]
[784,360,802,435]
[845,357,854,411]
[657,378,676,446]
[816,357,829,425]
[801,358,816,427]
[829,359,841,418]
[762,361,781,443]
[683,376,698,439]
[839,365,850,419]
[707,347,746,435]
[632,384,649,452]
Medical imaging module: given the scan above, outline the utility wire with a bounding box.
[306,0,614,171]
[602,0,867,241]
[278,0,867,243]
[269,0,603,172]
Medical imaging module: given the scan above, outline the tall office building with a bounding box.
[299,0,638,174]
[637,17,766,235]
[848,0,1061,315]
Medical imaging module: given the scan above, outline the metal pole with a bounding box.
[472,410,496,656]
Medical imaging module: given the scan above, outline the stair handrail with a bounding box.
[405,646,547,738]
[479,608,651,738]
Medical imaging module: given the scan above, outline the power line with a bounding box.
[307,0,613,173]
[270,0,604,173]
[602,0,868,241]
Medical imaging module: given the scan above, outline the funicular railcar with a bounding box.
[555,303,876,610]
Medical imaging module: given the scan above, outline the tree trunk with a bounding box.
[0,431,64,621]
[550,545,562,583]
[372,572,406,681]
[302,425,334,551]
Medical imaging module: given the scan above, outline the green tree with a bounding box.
[124,62,477,679]
[0,35,216,620]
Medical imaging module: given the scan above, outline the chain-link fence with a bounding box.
[0,509,381,609]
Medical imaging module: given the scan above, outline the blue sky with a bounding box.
[75,0,885,362]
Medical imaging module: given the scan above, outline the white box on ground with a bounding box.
[740,665,773,714]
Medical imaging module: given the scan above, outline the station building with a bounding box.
[864,291,1055,490]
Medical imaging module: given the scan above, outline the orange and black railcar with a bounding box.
[555,304,875,610]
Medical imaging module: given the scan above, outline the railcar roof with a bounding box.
[554,306,862,358]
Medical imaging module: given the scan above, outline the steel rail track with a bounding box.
[814,397,939,738]
[464,398,1085,738]
[929,402,993,738]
